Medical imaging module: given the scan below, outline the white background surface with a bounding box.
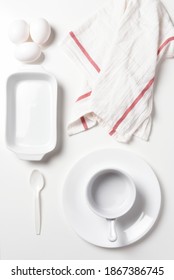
[0,0,174,260]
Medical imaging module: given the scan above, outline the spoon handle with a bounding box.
[35,190,41,235]
[108,219,117,242]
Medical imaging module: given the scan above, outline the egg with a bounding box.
[30,18,51,45]
[9,20,29,44]
[15,42,41,63]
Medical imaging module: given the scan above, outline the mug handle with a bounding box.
[108,219,117,242]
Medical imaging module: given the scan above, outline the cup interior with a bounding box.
[86,169,136,219]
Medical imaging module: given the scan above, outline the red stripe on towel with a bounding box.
[109,78,155,136]
[69,31,101,73]
[76,91,92,102]
[80,117,88,130]
[109,36,174,136]
[157,36,174,55]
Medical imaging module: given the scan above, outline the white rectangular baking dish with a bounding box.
[6,66,57,161]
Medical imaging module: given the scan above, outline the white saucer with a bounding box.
[63,149,161,248]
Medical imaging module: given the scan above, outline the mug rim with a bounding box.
[86,168,136,219]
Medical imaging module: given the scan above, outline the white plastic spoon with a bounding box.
[30,170,45,235]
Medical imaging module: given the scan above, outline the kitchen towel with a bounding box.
[62,0,174,142]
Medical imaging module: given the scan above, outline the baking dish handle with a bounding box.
[16,153,45,161]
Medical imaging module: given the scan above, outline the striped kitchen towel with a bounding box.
[61,0,174,142]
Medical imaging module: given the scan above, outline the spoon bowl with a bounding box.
[30,170,45,192]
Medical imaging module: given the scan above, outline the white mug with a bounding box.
[86,168,136,242]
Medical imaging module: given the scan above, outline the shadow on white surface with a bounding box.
[42,27,57,49]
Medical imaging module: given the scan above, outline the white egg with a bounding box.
[15,42,41,63]
[9,20,29,44]
[30,18,51,45]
